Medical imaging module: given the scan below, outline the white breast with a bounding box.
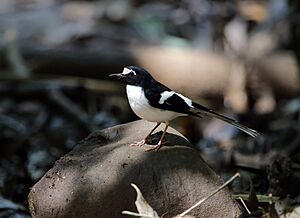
[126,85,182,122]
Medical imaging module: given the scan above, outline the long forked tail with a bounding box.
[190,102,260,138]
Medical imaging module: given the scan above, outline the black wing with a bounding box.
[143,77,196,115]
[152,92,194,114]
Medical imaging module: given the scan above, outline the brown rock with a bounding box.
[28,120,241,218]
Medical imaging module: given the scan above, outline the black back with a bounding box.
[126,66,194,115]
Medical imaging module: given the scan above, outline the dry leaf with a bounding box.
[122,183,159,218]
[131,183,159,218]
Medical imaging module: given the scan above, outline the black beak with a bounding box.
[109,73,124,80]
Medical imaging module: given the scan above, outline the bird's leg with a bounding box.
[146,122,169,152]
[129,122,161,147]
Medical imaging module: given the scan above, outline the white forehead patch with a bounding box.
[122,68,136,75]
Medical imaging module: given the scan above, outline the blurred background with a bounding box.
[0,0,299,217]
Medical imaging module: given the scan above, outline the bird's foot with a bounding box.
[129,139,146,147]
[145,141,163,152]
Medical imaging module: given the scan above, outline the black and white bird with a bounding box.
[110,66,260,151]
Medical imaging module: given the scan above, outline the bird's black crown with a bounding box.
[110,66,152,86]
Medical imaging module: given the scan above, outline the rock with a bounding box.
[28,120,242,218]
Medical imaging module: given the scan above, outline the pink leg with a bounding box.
[129,122,161,147]
[146,122,169,152]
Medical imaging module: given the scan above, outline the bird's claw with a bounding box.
[145,141,163,152]
[129,139,146,147]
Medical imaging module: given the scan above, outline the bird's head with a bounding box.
[109,66,150,86]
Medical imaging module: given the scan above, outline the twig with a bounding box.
[238,197,251,214]
[178,172,240,217]
[232,194,279,203]
[4,29,30,78]
[121,211,155,218]
[48,89,95,131]
[0,114,26,135]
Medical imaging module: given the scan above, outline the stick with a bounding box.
[238,197,251,214]
[178,172,240,217]
[121,211,154,218]
[4,29,30,78]
[48,90,95,131]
